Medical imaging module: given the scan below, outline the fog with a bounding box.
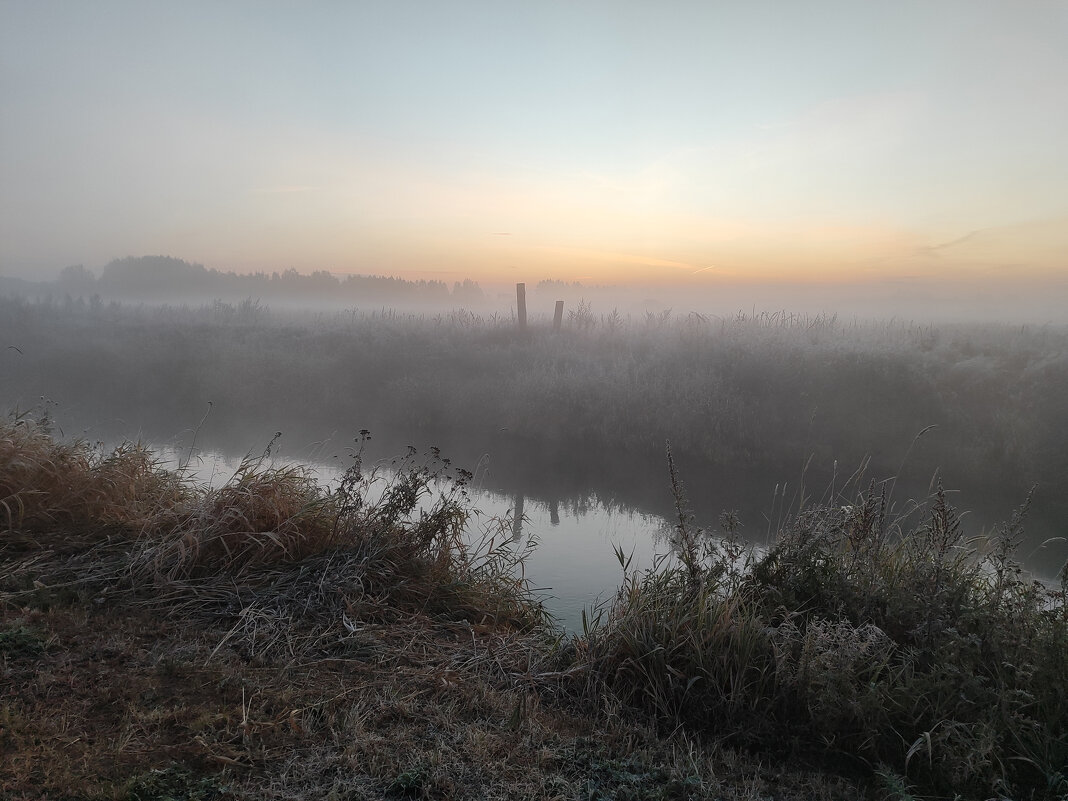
[3,262,1066,621]
[4,254,1068,324]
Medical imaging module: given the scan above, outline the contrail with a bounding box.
[692,265,718,275]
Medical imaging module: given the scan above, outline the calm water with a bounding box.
[158,445,670,631]
[159,438,1067,632]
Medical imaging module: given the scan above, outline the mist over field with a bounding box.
[4,3,1068,797]
[3,261,1066,592]
[3,252,1068,324]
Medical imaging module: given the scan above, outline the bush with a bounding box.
[576,469,1068,799]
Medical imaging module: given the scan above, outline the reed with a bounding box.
[571,458,1068,799]
[0,410,186,542]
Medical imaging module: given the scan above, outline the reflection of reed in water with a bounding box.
[511,493,525,541]
[549,499,560,526]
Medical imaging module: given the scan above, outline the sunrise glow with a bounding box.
[2,1,1066,296]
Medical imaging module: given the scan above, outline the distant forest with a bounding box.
[0,255,491,308]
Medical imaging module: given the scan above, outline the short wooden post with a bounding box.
[516,283,527,332]
[553,300,564,331]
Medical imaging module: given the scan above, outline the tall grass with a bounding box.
[0,410,186,539]
[572,460,1068,799]
[1,415,546,659]
[5,294,1066,489]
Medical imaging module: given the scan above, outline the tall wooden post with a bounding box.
[553,300,564,331]
[516,283,527,332]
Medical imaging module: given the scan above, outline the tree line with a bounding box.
[3,255,488,308]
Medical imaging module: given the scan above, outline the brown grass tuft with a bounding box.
[136,460,335,581]
[1,413,185,541]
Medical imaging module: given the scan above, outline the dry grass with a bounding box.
[134,460,336,581]
[570,461,1068,800]
[0,412,186,542]
[0,600,865,801]
[0,417,869,800]
[6,414,1067,799]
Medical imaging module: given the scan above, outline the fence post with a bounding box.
[553,300,564,331]
[516,283,527,332]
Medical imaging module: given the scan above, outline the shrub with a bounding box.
[576,466,1068,799]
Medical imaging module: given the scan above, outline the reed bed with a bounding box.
[1,414,547,659]
[570,464,1068,800]
[6,293,1067,491]
[0,410,187,543]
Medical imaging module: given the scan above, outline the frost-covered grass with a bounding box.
[2,416,865,800]
[572,459,1068,799]
[3,418,1065,799]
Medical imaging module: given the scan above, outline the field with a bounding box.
[2,293,1066,572]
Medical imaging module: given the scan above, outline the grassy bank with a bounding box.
[573,455,1067,799]
[2,417,1065,799]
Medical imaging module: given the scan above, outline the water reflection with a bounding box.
[511,493,525,542]
[158,445,672,631]
[152,436,1067,633]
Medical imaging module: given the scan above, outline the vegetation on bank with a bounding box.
[576,453,1068,799]
[4,294,1068,576]
[3,294,1067,489]
[3,416,1066,799]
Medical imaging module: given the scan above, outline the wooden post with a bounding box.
[516,283,527,332]
[553,300,564,331]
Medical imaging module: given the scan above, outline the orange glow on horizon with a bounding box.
[159,204,1065,290]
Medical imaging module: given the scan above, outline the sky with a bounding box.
[2,0,1067,293]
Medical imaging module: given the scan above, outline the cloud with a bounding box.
[911,218,1068,271]
[913,230,981,258]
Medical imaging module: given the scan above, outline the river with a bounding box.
[156,432,1067,632]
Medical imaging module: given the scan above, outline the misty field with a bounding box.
[1,292,1066,568]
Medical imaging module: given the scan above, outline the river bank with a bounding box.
[2,417,1064,799]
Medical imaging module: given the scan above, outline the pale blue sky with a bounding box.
[2,0,1066,284]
